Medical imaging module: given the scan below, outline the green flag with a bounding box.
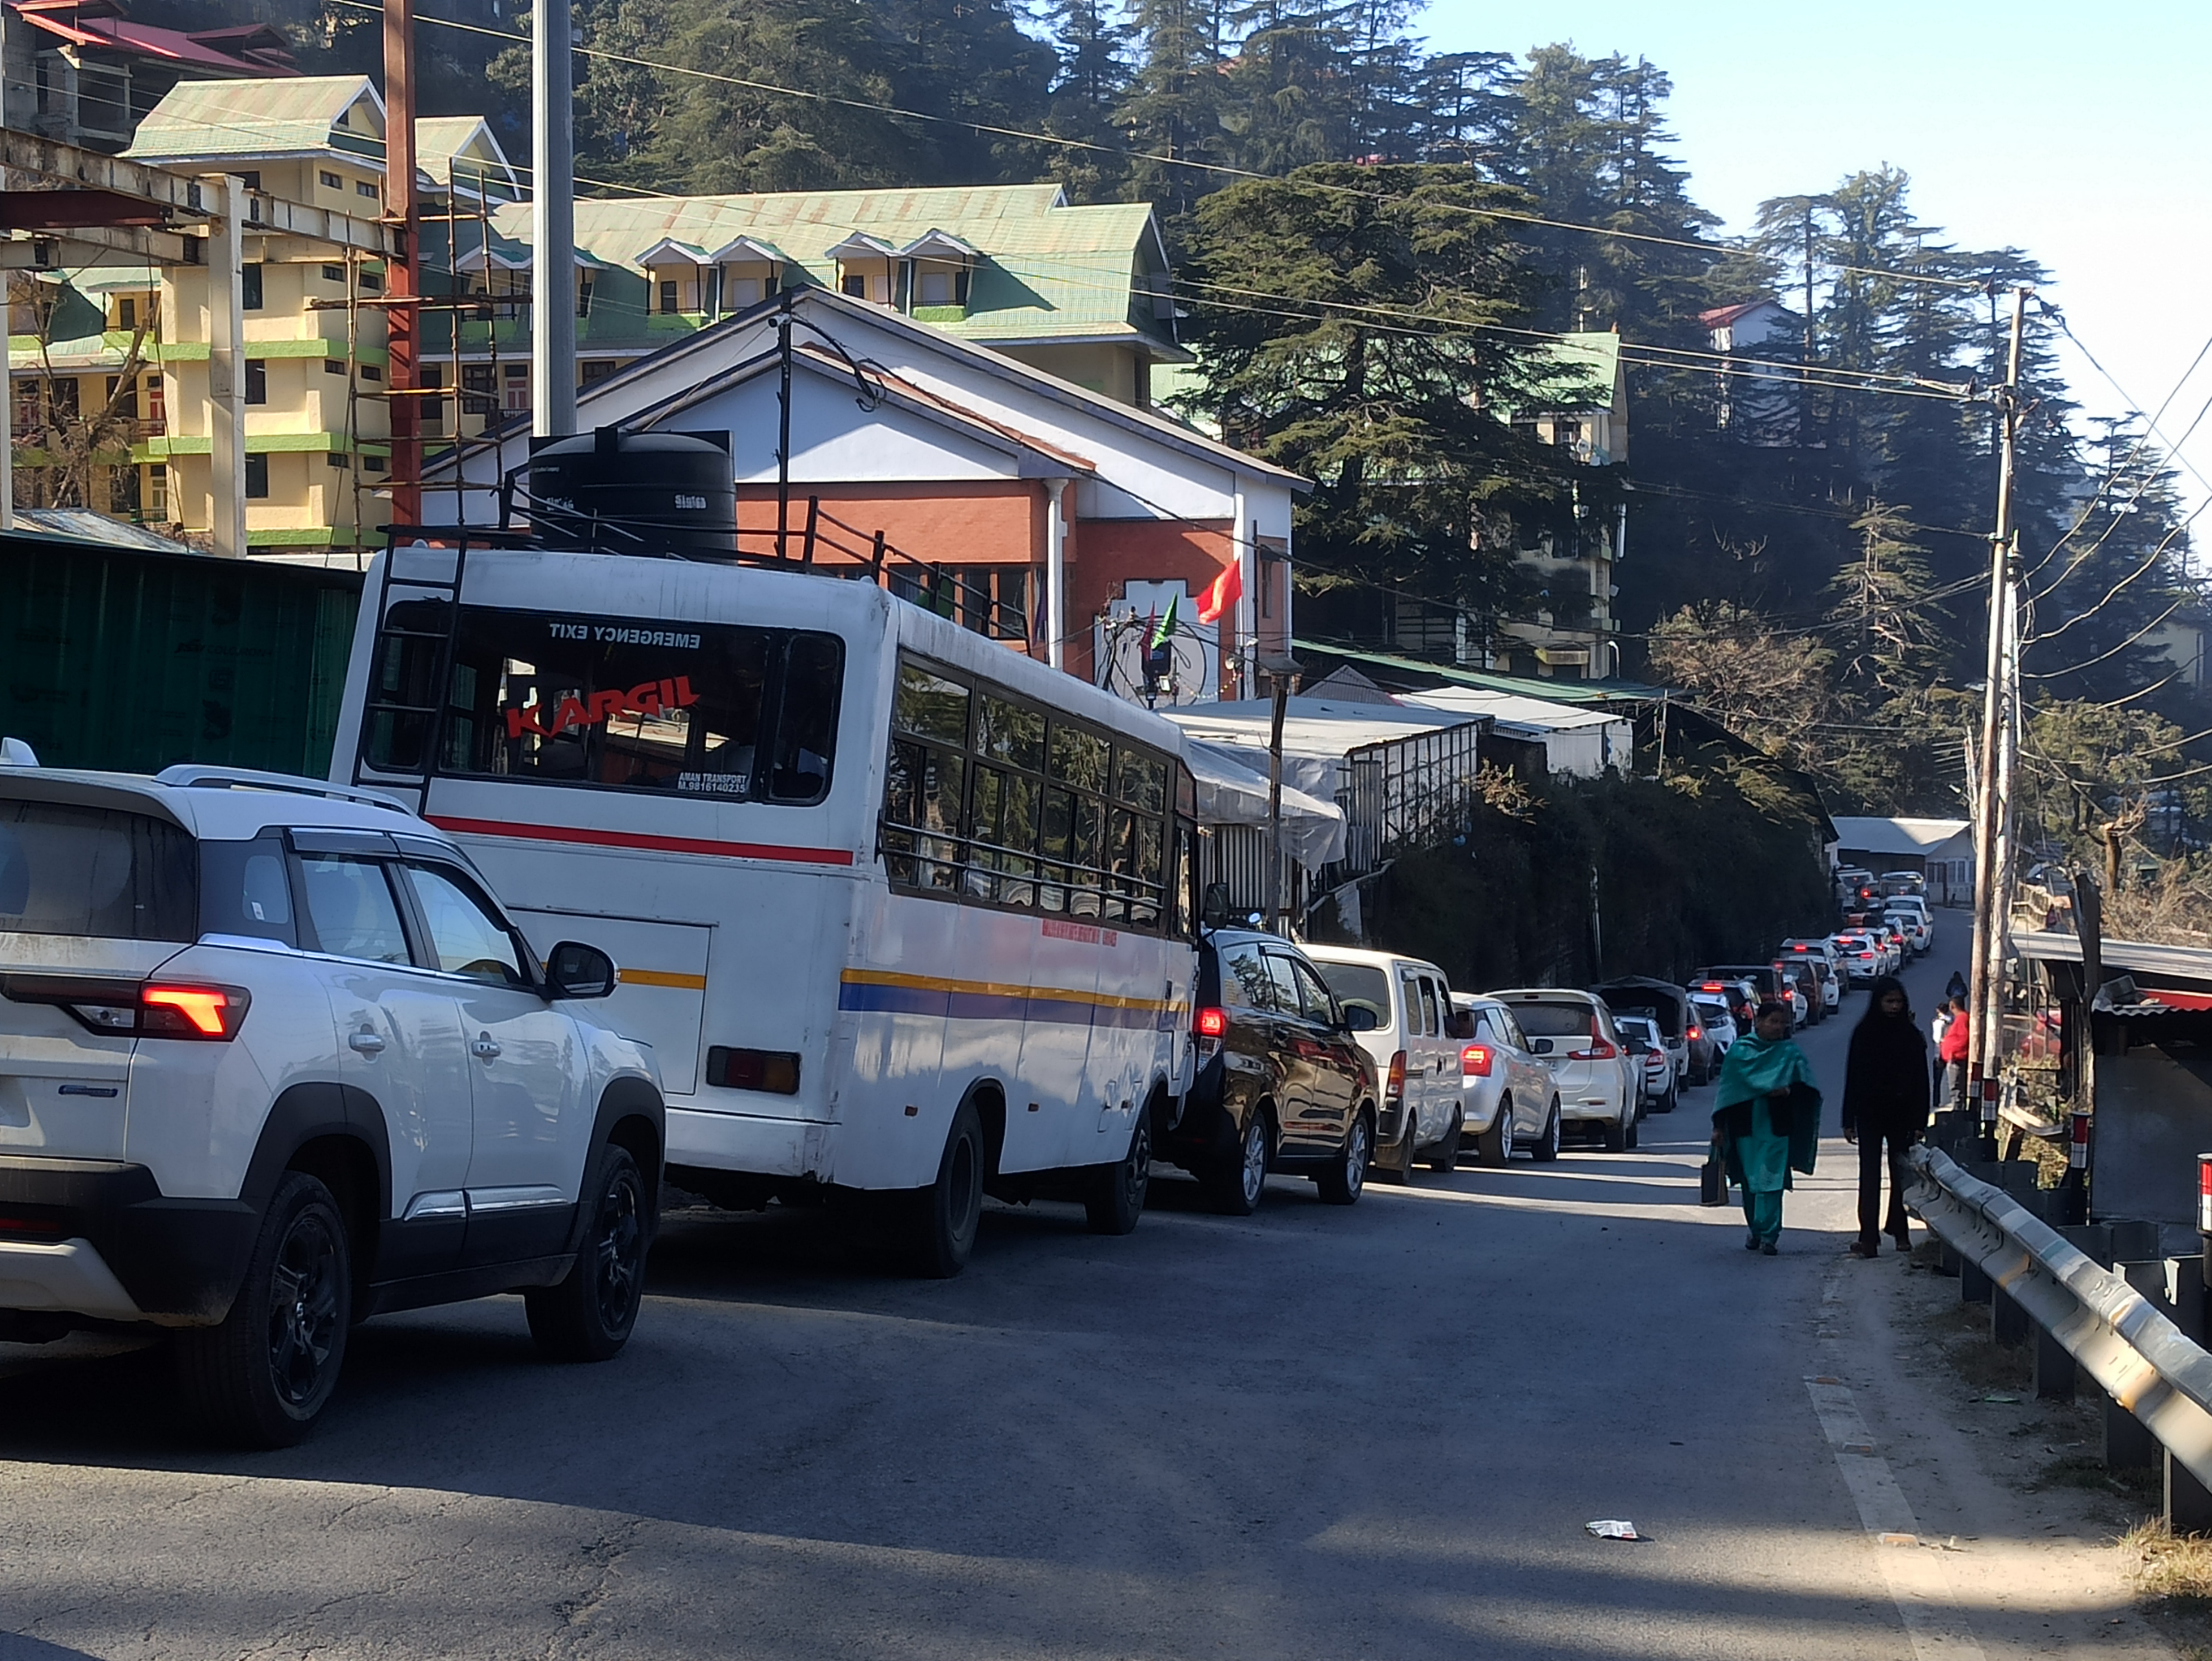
[1150,594,1179,650]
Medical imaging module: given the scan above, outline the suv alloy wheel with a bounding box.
[1315,1109,1371,1205]
[175,1170,352,1448]
[1207,1113,1271,1217]
[527,1142,650,1360]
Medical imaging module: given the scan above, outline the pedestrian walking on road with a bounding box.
[1937,995,1970,1107]
[1842,975,1930,1260]
[1712,1002,1820,1255]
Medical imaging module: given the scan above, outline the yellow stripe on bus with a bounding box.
[840,967,1175,1013]
[617,968,709,991]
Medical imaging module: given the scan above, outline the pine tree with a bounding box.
[1116,0,1232,218]
[1039,0,1138,200]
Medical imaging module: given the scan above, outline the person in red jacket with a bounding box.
[1937,996,1971,1107]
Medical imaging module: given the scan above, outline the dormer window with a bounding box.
[898,230,980,315]
[634,238,712,317]
[707,235,791,314]
[824,232,899,306]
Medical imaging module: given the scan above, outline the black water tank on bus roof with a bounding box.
[526,426,736,557]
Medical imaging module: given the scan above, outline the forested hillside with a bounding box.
[155,0,2206,852]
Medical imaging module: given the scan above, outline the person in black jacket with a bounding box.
[1841,974,1930,1258]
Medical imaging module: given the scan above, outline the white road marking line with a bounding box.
[1805,1376,1988,1660]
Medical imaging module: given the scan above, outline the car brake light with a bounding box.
[138,984,249,1040]
[1461,1043,1493,1076]
[1386,1049,1407,1099]
[1569,1038,1616,1061]
[1686,1024,1702,1041]
[1194,1007,1228,1038]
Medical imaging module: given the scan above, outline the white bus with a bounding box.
[332,541,1200,1273]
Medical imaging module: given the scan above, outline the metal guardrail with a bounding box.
[1906,1143,2212,1489]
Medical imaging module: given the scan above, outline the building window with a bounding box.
[114,296,136,332]
[917,269,956,307]
[144,374,165,431]
[234,170,261,193]
[147,465,168,519]
[320,170,343,190]
[108,464,138,516]
[327,452,350,470]
[359,269,383,294]
[241,263,264,311]
[503,362,530,414]
[361,363,383,382]
[324,358,346,376]
[321,263,344,281]
[420,367,445,434]
[462,363,496,417]
[356,180,380,201]
[244,454,269,498]
[659,279,679,315]
[580,360,618,388]
[244,359,267,405]
[728,275,763,309]
[841,274,867,299]
[104,374,136,421]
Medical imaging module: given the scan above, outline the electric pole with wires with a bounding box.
[1966,285,2031,1144]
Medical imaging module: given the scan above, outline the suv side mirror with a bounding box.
[1343,1005,1380,1032]
[545,941,618,999]
[1529,1037,1555,1055]
[1445,1009,1475,1041]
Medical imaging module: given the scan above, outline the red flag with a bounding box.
[1196,559,1242,625]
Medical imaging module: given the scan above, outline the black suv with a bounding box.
[1161,929,1379,1215]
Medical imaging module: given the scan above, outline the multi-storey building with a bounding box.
[0,0,293,153]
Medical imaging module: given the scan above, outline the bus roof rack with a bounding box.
[153,766,412,814]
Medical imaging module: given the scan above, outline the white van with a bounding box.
[1303,946,1473,1176]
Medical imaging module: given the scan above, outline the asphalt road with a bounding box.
[0,918,2167,1659]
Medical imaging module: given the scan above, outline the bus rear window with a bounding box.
[365,604,843,804]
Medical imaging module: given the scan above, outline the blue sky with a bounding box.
[1423,0,2212,519]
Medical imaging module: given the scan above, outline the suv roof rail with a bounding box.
[152,765,412,814]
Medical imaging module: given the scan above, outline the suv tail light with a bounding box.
[1385,1049,1407,1101]
[1461,1043,1493,1076]
[3,975,250,1040]
[141,985,246,1039]
[1569,1035,1616,1061]
[1194,1006,1228,1039]
[1686,1024,1703,1041]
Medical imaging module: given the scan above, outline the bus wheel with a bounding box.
[903,1101,985,1277]
[1084,1111,1151,1236]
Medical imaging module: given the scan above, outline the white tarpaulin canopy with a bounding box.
[1163,696,1479,803]
[1183,742,1347,870]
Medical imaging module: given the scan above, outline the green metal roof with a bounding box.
[123,75,383,164]
[1292,640,1662,705]
[1518,331,1622,411]
[484,185,1177,354]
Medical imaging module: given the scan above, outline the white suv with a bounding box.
[1487,989,1639,1152]
[0,765,664,1446]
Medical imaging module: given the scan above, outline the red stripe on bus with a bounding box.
[428,815,855,866]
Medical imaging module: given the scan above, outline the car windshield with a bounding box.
[0,798,196,941]
[1511,1001,1596,1037]
[1311,961,1390,1028]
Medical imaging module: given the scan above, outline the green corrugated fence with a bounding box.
[1,532,363,777]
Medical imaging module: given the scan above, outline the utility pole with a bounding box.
[1261,653,1301,936]
[384,0,420,523]
[775,294,792,557]
[531,0,576,437]
[1966,285,2030,1132]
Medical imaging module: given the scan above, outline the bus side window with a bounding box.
[895,660,970,746]
[768,632,842,804]
[882,739,963,890]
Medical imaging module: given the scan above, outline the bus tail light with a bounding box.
[1461,1043,1492,1076]
[705,1046,801,1094]
[1385,1050,1407,1101]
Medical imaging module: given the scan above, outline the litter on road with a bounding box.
[1585,1520,1643,1541]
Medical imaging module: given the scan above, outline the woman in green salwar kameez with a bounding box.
[1712,1001,1821,1254]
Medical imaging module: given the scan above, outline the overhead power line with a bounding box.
[333,0,1991,294]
